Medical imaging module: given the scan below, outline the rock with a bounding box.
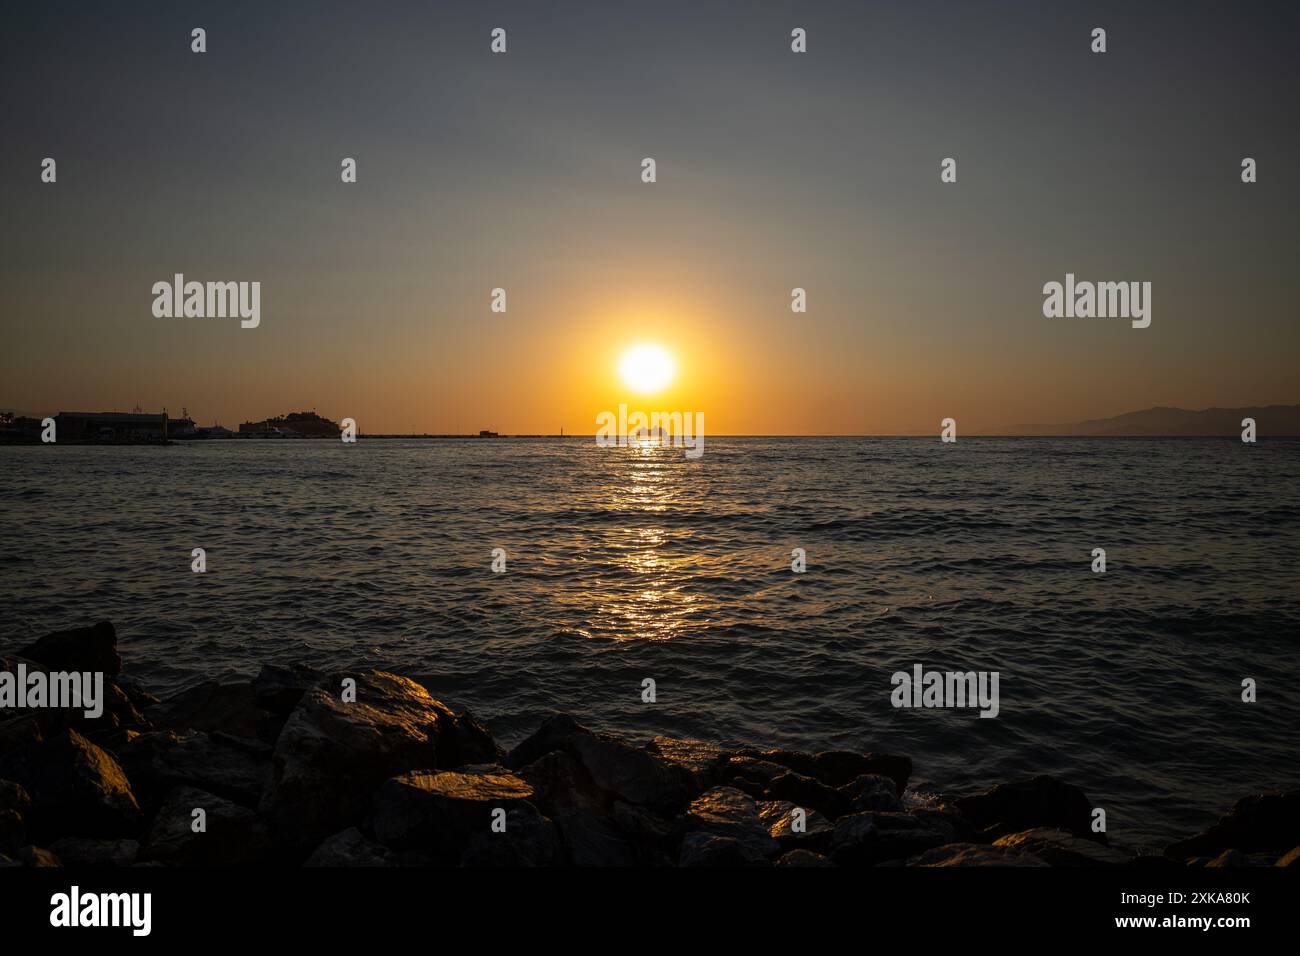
[841,773,903,813]
[1165,792,1300,859]
[775,848,835,866]
[0,728,140,839]
[460,803,562,866]
[1206,849,1243,867]
[18,621,121,676]
[762,771,848,820]
[741,749,912,794]
[119,730,270,810]
[47,837,140,866]
[683,787,778,862]
[371,767,534,858]
[644,737,732,790]
[829,811,957,866]
[506,714,690,812]
[260,670,501,847]
[0,779,31,852]
[954,776,1104,842]
[141,786,268,865]
[722,755,792,788]
[519,750,636,866]
[252,663,326,716]
[152,680,266,740]
[758,799,834,852]
[909,843,1050,867]
[678,832,770,866]
[305,828,397,867]
[15,845,61,867]
[994,827,1132,866]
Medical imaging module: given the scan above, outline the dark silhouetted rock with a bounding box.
[506,714,690,812]
[758,799,834,852]
[19,621,121,677]
[683,787,777,863]
[260,670,501,848]
[994,827,1132,866]
[909,843,1049,867]
[0,728,140,839]
[461,803,562,866]
[678,833,769,867]
[762,770,848,820]
[775,848,834,866]
[15,845,61,867]
[829,811,957,866]
[519,750,636,866]
[954,776,1103,843]
[645,736,731,790]
[48,837,140,867]
[119,730,270,810]
[305,828,397,867]
[141,786,268,865]
[153,680,265,739]
[252,663,326,716]
[841,773,903,813]
[1165,792,1300,859]
[371,767,533,858]
[0,779,31,853]
[742,749,911,794]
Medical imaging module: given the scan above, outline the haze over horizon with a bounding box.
[2,0,1297,434]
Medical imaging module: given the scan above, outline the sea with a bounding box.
[2,436,1298,850]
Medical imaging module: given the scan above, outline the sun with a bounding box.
[618,343,675,394]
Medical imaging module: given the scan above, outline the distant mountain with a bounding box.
[988,405,1300,437]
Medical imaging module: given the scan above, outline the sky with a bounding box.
[1,0,1297,434]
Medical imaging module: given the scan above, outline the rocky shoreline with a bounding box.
[2,622,1297,868]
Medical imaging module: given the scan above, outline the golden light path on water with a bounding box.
[595,439,700,642]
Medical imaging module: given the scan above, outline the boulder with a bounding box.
[1275,846,1300,868]
[506,714,690,812]
[119,730,270,810]
[141,786,269,865]
[682,787,778,862]
[14,845,61,867]
[909,843,1050,867]
[954,776,1104,842]
[758,799,834,852]
[840,773,903,813]
[47,837,140,867]
[993,827,1132,866]
[519,750,636,866]
[305,828,397,867]
[252,663,326,716]
[0,728,140,839]
[644,737,732,790]
[260,670,501,847]
[762,771,848,820]
[460,803,562,866]
[151,680,266,740]
[1165,792,1300,859]
[741,748,911,794]
[0,779,31,852]
[18,621,121,676]
[775,848,834,867]
[829,811,957,866]
[678,832,770,867]
[371,767,534,858]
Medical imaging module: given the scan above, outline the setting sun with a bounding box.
[618,343,675,394]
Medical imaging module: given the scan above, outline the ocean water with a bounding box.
[2,437,1298,849]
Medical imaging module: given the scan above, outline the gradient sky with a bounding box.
[2,0,1297,434]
